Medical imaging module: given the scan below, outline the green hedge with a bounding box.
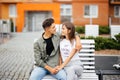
[75,25,110,34]
[75,26,85,34]
[99,26,110,34]
[115,33,120,43]
[80,33,120,50]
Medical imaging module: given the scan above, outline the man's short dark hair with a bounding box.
[42,18,54,29]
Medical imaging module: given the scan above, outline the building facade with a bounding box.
[0,0,119,32]
[109,0,120,25]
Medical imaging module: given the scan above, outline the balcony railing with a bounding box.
[109,16,120,25]
[110,0,120,4]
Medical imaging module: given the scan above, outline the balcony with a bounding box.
[109,16,120,25]
[110,0,120,4]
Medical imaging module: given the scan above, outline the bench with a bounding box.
[95,56,120,80]
[78,39,98,80]
[33,39,98,80]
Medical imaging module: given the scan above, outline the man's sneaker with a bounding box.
[113,63,120,70]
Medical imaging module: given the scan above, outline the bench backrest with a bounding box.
[79,39,95,73]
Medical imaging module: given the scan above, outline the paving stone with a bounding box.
[5,78,11,80]
[7,76,13,79]
[1,78,6,80]
[0,32,120,80]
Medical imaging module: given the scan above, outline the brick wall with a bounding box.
[72,0,109,26]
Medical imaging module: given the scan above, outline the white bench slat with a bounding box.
[80,73,98,80]
[82,62,95,65]
[83,70,95,73]
[79,53,95,56]
[80,57,95,61]
[82,45,95,48]
[84,66,95,69]
[81,40,95,44]
[79,77,98,80]
[81,73,97,77]
[80,49,95,52]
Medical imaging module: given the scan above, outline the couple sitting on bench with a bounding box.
[29,18,83,80]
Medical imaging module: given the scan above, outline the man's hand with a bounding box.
[49,68,58,74]
[75,35,82,51]
[45,65,58,74]
[49,66,60,74]
[55,65,63,71]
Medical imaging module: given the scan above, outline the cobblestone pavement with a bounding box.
[0,32,120,80]
[0,32,41,80]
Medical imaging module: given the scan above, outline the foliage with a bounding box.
[75,26,85,34]
[81,35,120,50]
[99,26,110,34]
[114,33,120,43]
[75,25,110,34]
[10,19,14,32]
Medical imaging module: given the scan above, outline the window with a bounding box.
[60,4,72,22]
[114,6,120,17]
[9,4,17,17]
[84,5,98,18]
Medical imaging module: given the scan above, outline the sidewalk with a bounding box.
[0,32,41,80]
[0,32,119,80]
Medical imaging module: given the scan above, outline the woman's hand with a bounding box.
[49,67,58,74]
[54,66,63,71]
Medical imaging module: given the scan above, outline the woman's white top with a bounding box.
[60,39,80,62]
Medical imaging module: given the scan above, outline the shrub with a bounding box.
[10,19,14,32]
[76,26,110,34]
[99,26,110,34]
[114,33,120,43]
[80,36,120,50]
[75,26,85,34]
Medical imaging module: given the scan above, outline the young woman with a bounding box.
[58,22,83,80]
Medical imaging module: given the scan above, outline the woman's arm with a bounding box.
[59,48,77,70]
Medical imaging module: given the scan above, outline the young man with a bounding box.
[29,18,66,80]
[29,18,81,80]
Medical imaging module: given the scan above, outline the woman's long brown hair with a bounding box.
[61,22,75,41]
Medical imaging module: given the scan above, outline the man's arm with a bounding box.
[34,41,58,74]
[75,32,82,51]
[34,41,47,68]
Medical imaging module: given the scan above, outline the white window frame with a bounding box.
[60,4,72,16]
[60,4,72,22]
[114,6,120,18]
[9,4,17,17]
[84,5,98,18]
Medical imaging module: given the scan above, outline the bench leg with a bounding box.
[98,74,103,80]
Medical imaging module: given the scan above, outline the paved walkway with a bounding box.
[0,32,120,80]
[0,32,41,80]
